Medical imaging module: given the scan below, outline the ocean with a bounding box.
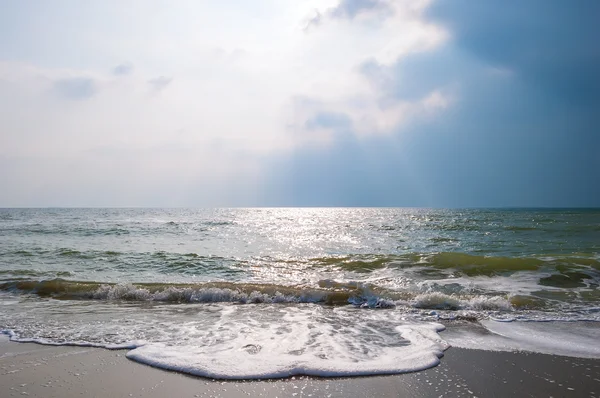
[1,208,599,379]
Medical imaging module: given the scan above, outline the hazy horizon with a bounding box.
[2,206,599,210]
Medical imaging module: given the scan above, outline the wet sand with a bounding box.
[1,335,599,398]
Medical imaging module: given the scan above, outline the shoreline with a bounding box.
[2,335,599,397]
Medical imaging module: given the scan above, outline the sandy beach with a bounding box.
[1,335,598,398]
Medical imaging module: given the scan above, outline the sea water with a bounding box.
[0,208,598,378]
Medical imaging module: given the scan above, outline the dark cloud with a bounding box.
[53,77,96,100]
[358,54,456,101]
[148,76,172,91]
[112,63,133,76]
[263,1,600,207]
[426,0,600,106]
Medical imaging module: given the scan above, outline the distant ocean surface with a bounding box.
[1,208,599,378]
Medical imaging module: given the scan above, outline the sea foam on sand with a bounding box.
[125,323,448,379]
[443,320,600,359]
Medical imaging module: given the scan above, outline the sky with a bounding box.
[0,0,598,207]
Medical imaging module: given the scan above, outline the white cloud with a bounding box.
[147,76,172,91]
[0,0,450,205]
[113,63,134,76]
[289,0,449,140]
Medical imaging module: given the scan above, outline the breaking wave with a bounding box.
[0,278,516,311]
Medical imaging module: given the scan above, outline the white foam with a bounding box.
[90,282,397,308]
[1,302,450,379]
[126,321,447,379]
[444,320,600,358]
[91,284,319,304]
[1,330,142,350]
[410,292,512,311]
[421,273,557,297]
[4,289,599,380]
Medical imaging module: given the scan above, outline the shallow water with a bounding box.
[1,208,599,378]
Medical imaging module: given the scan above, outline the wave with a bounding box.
[3,218,236,237]
[4,225,132,236]
[0,278,519,312]
[5,247,599,274]
[409,292,512,311]
[57,248,122,257]
[0,279,385,306]
[1,248,247,278]
[0,270,73,278]
[311,252,600,275]
[503,226,539,231]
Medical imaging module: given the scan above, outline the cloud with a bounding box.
[293,1,448,141]
[304,0,405,32]
[0,2,451,207]
[305,112,352,132]
[304,0,394,31]
[8,1,595,207]
[260,0,600,207]
[303,10,322,31]
[0,59,275,206]
[112,63,133,76]
[426,0,600,106]
[52,77,97,100]
[330,0,391,19]
[359,49,457,101]
[147,76,172,91]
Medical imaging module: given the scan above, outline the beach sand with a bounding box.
[1,334,599,398]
